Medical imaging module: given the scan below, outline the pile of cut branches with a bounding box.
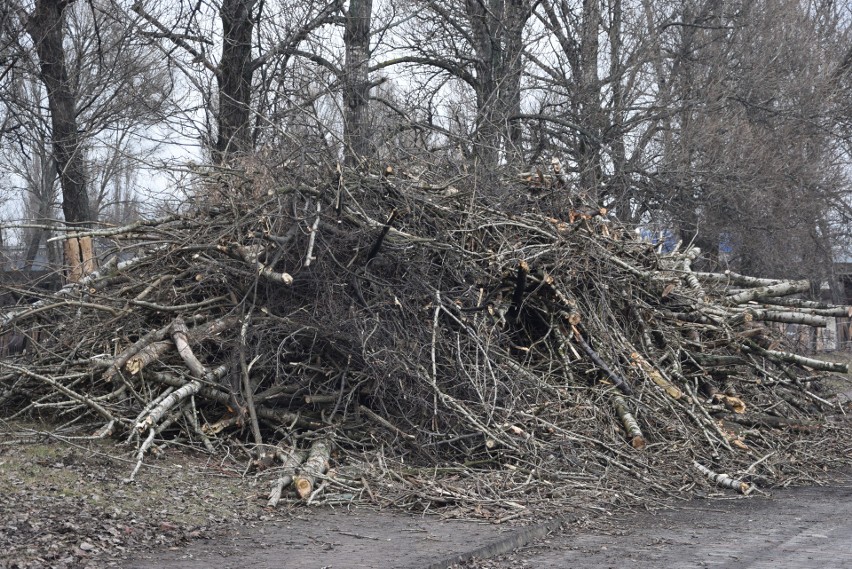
[1,165,850,518]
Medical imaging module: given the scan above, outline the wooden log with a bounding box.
[695,270,784,287]
[137,364,229,431]
[137,380,202,431]
[267,449,307,507]
[742,340,848,373]
[736,308,828,328]
[726,280,810,305]
[294,439,331,500]
[693,461,751,494]
[171,317,208,378]
[126,341,173,375]
[612,395,646,449]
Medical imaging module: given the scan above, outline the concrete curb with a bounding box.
[421,518,566,569]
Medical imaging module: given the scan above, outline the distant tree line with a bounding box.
[1,0,851,290]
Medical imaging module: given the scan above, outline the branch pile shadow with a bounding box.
[1,164,849,518]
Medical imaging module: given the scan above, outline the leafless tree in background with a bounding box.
[1,0,851,287]
[131,0,342,164]
[378,0,534,173]
[19,0,92,226]
[1,0,171,273]
[643,0,852,283]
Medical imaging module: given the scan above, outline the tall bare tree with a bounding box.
[379,0,534,169]
[132,0,342,164]
[19,0,92,225]
[342,0,373,166]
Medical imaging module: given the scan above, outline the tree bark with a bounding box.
[466,0,500,168]
[343,0,373,167]
[577,0,602,197]
[501,0,527,165]
[215,0,256,162]
[465,0,531,169]
[25,0,92,226]
[294,438,331,500]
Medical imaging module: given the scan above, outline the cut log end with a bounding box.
[294,476,313,500]
[294,439,331,501]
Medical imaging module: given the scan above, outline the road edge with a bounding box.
[421,517,567,569]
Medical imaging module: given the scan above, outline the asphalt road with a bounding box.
[123,473,852,569]
[467,476,852,569]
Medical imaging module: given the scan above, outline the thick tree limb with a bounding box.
[693,461,751,494]
[726,280,810,305]
[267,449,307,507]
[294,439,331,500]
[742,340,848,373]
[612,395,645,449]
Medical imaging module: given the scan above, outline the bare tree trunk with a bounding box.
[24,146,56,273]
[577,0,602,197]
[215,0,256,162]
[25,0,92,226]
[466,0,500,168]
[466,0,530,169]
[343,0,373,167]
[606,0,632,221]
[501,0,528,165]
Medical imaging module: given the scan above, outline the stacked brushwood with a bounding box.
[1,164,850,518]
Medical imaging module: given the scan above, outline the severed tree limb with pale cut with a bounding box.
[741,340,849,373]
[733,308,829,328]
[294,439,331,500]
[267,449,308,507]
[612,395,646,449]
[694,462,751,495]
[725,280,811,305]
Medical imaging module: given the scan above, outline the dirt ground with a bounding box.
[0,422,272,569]
[0,421,546,569]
